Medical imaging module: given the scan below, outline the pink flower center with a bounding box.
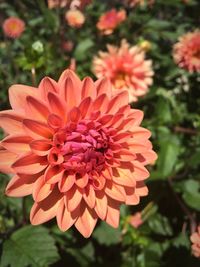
[50,120,111,179]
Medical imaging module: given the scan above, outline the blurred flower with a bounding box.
[139,40,152,52]
[48,0,91,9]
[173,30,200,73]
[0,42,6,49]
[65,9,85,28]
[0,69,157,238]
[70,0,92,10]
[32,41,44,54]
[93,39,154,102]
[96,9,126,35]
[190,226,200,258]
[2,17,25,39]
[47,0,69,9]
[61,40,74,52]
[124,0,155,8]
[129,212,143,228]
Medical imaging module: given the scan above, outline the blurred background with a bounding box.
[0,0,200,266]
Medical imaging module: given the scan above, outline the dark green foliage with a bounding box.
[1,226,59,267]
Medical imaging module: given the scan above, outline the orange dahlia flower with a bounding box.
[96,9,126,35]
[93,39,154,102]
[3,17,25,39]
[65,9,85,28]
[0,70,157,237]
[190,226,200,258]
[173,30,200,73]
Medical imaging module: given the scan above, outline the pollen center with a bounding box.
[112,71,128,89]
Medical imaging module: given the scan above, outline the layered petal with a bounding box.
[0,110,24,134]
[6,173,41,197]
[9,84,38,111]
[39,77,58,100]
[12,153,47,174]
[1,134,32,154]
[56,198,77,231]
[23,119,53,139]
[75,205,97,238]
[0,148,18,173]
[30,188,62,225]
[105,199,120,228]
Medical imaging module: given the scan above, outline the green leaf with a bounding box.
[182,180,200,211]
[66,242,95,267]
[74,39,94,60]
[157,135,180,178]
[93,222,121,246]
[172,233,190,249]
[1,225,60,267]
[148,214,173,236]
[187,150,200,168]
[145,19,171,30]
[156,97,172,123]
[136,240,170,267]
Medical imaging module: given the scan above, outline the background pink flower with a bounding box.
[129,212,143,228]
[0,69,157,238]
[173,30,200,72]
[3,17,25,39]
[190,226,200,258]
[93,39,154,102]
[96,9,126,35]
[47,0,69,9]
[65,9,85,28]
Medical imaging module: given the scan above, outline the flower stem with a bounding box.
[31,67,36,86]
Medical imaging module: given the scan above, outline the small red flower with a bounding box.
[0,70,157,237]
[3,17,25,39]
[173,30,200,73]
[96,9,126,35]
